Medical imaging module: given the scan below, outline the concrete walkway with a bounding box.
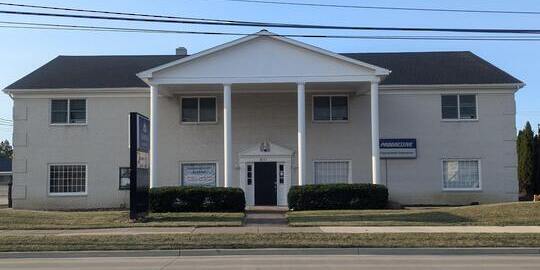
[3,226,540,236]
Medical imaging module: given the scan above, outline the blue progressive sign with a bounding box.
[379,138,417,159]
[137,115,150,152]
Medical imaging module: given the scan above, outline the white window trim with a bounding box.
[441,159,482,191]
[179,161,219,187]
[312,95,350,123]
[313,159,353,184]
[180,96,218,125]
[50,98,88,126]
[441,94,478,122]
[47,163,88,196]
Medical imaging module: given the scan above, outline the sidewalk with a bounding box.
[3,226,540,236]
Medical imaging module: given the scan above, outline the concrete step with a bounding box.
[245,206,288,214]
[245,213,287,219]
[244,210,288,226]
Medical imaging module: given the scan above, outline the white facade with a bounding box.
[4,31,522,209]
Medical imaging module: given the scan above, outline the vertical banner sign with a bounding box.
[129,112,150,220]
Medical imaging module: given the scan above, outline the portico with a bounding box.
[138,30,390,205]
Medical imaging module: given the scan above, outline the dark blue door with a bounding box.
[254,162,277,205]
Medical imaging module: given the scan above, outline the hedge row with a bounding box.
[288,183,388,211]
[149,186,245,212]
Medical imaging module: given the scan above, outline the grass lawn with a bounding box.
[0,209,244,230]
[2,233,540,251]
[287,202,540,226]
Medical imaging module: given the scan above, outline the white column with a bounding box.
[223,84,232,188]
[370,81,382,185]
[297,82,306,186]
[150,85,158,188]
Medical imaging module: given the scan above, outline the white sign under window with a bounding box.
[182,163,216,187]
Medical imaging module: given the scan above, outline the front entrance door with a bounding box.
[254,162,277,205]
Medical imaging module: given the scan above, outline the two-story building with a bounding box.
[3,30,523,209]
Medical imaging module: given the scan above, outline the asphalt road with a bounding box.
[1,255,540,269]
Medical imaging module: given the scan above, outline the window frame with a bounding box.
[180,161,219,187]
[312,95,350,123]
[312,159,352,184]
[441,159,482,191]
[47,163,88,196]
[50,98,88,125]
[180,96,218,124]
[441,94,478,121]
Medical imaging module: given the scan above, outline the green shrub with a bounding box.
[149,186,245,212]
[288,183,388,211]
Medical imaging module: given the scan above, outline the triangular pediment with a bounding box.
[239,141,293,157]
[138,31,389,84]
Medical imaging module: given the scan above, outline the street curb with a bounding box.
[1,248,540,258]
[0,250,179,259]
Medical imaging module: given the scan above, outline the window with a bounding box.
[181,163,217,187]
[51,99,86,124]
[119,167,130,190]
[313,96,349,121]
[181,97,217,123]
[278,164,284,184]
[442,160,481,190]
[247,164,253,185]
[441,94,477,120]
[314,161,350,184]
[49,164,87,195]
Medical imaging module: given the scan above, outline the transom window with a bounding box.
[442,159,481,190]
[441,94,477,120]
[313,95,349,121]
[314,160,350,184]
[51,99,87,124]
[49,164,87,195]
[181,97,217,123]
[181,162,217,187]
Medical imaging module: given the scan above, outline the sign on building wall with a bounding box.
[379,138,417,159]
[181,163,216,187]
[129,112,150,220]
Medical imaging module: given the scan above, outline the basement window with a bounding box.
[181,162,217,187]
[49,164,87,195]
[313,160,351,184]
[442,159,481,191]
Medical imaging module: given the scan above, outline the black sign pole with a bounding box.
[129,112,151,220]
[129,112,138,220]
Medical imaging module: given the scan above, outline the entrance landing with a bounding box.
[244,206,288,226]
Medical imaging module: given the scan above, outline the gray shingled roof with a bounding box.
[0,158,11,173]
[5,51,521,89]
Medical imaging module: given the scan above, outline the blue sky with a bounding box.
[0,0,539,141]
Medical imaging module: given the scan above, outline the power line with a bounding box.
[2,9,540,34]
[223,0,540,15]
[0,2,260,24]
[2,21,540,41]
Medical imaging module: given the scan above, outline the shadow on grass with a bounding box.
[297,211,472,225]
[145,213,241,223]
